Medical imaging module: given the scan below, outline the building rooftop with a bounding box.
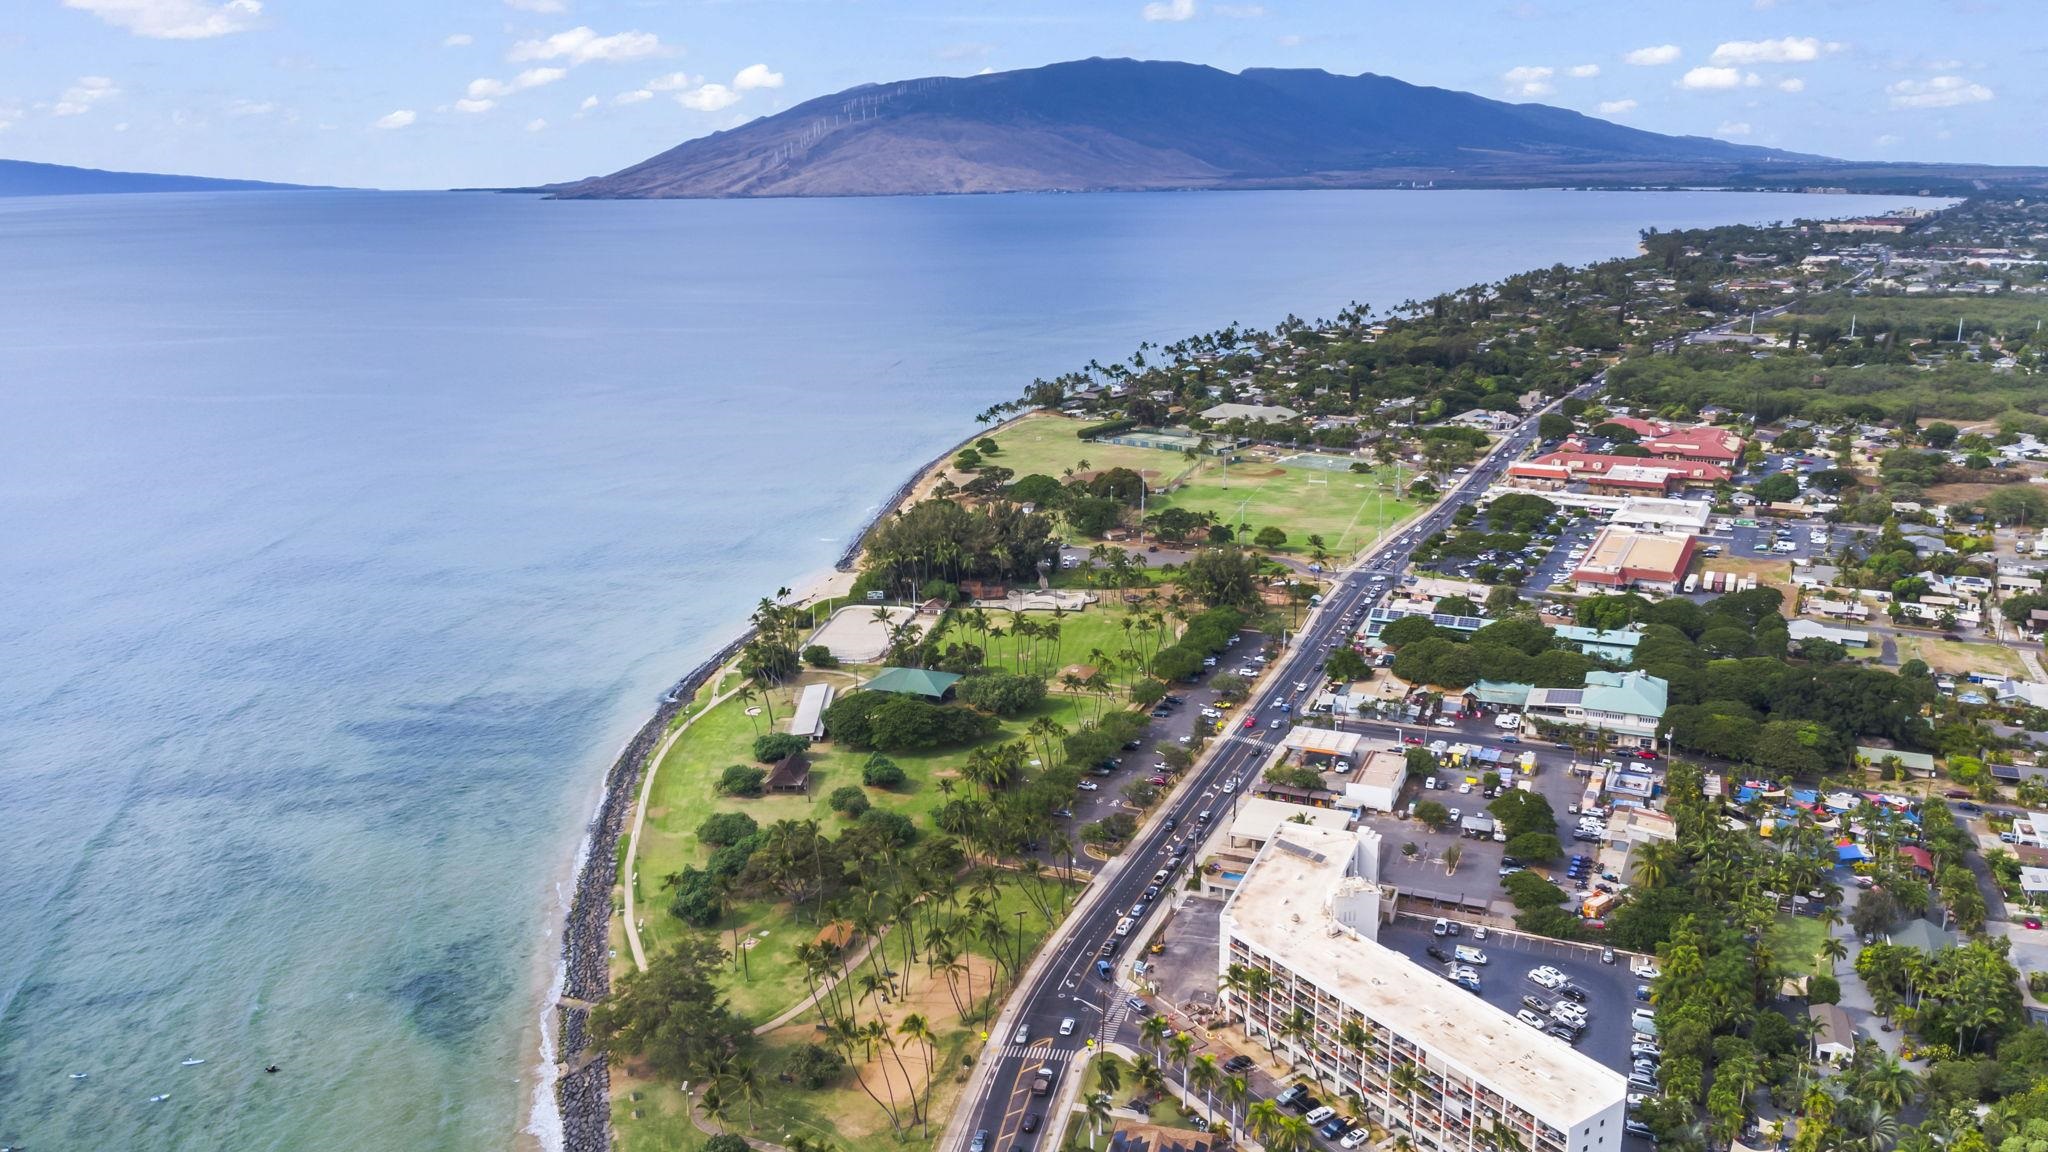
[1282,727,1367,759]
[1573,527,1697,586]
[1202,402,1300,423]
[1229,796,1352,844]
[1226,824,1625,1129]
[1554,626,1642,651]
[862,667,963,698]
[1582,670,1670,718]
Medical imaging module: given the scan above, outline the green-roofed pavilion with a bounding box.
[862,667,964,699]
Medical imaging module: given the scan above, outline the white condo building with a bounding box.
[1219,823,1626,1152]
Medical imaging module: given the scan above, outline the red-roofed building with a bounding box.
[1643,427,1746,466]
[1524,451,1730,492]
[1898,845,1934,874]
[1601,416,1672,439]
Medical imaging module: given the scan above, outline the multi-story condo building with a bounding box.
[1219,823,1626,1152]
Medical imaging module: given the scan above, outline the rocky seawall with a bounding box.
[554,632,750,1152]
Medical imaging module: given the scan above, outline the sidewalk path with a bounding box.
[622,666,747,972]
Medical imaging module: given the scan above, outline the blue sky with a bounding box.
[0,0,2037,189]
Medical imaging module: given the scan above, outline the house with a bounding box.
[1852,745,1936,777]
[1524,670,1670,748]
[1599,807,1678,882]
[1793,565,1842,590]
[861,667,963,699]
[1810,1003,1856,1063]
[1345,748,1412,813]
[1790,619,1871,648]
[2021,867,2048,900]
[1554,625,1644,665]
[1888,918,1957,953]
[1642,427,1746,467]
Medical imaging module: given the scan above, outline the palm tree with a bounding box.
[1818,935,1849,974]
[1861,1054,1917,1113]
[1168,1032,1195,1083]
[1443,841,1464,876]
[899,1013,939,1134]
[1190,1054,1221,1124]
[1097,1057,1124,1098]
[730,1058,765,1130]
[1224,1075,1251,1138]
[1085,1092,1114,1150]
[1141,1012,1171,1061]
[1246,1099,1284,1146]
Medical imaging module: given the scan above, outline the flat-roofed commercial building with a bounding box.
[1609,497,1712,537]
[1221,824,1626,1152]
[1571,527,1698,594]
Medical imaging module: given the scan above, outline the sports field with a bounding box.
[984,413,1420,556]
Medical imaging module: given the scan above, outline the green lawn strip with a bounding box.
[982,413,1194,484]
[1767,914,1830,978]
[1155,461,1417,555]
[613,1081,713,1152]
[1061,1053,1202,1147]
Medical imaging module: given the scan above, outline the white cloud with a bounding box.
[62,0,261,40]
[443,33,473,47]
[1887,75,1993,109]
[733,63,784,91]
[614,89,653,105]
[1141,0,1196,21]
[53,76,120,116]
[1502,65,1554,97]
[676,83,740,112]
[1213,3,1265,14]
[526,117,548,132]
[1275,33,1303,48]
[1715,120,1752,137]
[1567,64,1600,79]
[1679,66,1744,90]
[0,106,20,132]
[1778,77,1805,93]
[579,95,599,111]
[466,67,565,100]
[509,26,666,65]
[503,0,565,11]
[1874,133,1902,147]
[1623,44,1681,66]
[374,109,416,130]
[1596,98,1638,115]
[454,98,495,113]
[1710,36,1828,65]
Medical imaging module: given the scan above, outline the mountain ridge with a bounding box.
[0,157,326,198]
[553,58,1862,200]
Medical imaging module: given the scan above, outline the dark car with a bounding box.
[1557,985,1588,1002]
[1022,1115,1042,1134]
[1319,1118,1348,1139]
[1224,1055,1256,1073]
[973,1131,990,1152]
[1426,945,1450,962]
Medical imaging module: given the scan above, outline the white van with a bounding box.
[1454,945,1489,966]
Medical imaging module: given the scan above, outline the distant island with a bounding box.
[550,57,2048,200]
[0,157,326,198]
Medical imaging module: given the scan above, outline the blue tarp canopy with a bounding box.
[1836,844,1867,862]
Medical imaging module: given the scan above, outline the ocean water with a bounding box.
[0,188,1924,1150]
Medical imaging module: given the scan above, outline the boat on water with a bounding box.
[180,1058,205,1067]
[70,1071,88,1079]
[149,1094,171,1103]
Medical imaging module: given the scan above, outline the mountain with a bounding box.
[0,158,324,197]
[554,58,1843,200]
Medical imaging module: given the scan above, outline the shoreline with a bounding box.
[545,412,1019,1148]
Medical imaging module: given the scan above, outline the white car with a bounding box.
[1432,717,1457,729]
[1077,781,1100,791]
[1516,1009,1549,1028]
[1060,1017,1076,1036]
[1529,966,1567,989]
[1552,1002,1588,1025]
[1632,959,1661,979]
[1341,1129,1370,1149]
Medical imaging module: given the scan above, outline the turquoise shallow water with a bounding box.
[0,188,1923,1150]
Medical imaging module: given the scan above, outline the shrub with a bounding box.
[957,672,1047,717]
[802,645,840,669]
[1807,974,1841,1005]
[1415,800,1451,831]
[667,867,726,926]
[707,1135,751,1152]
[828,785,870,817]
[696,811,759,847]
[754,732,810,763]
[1502,870,1567,911]
[781,1044,846,1090]
[857,808,917,847]
[716,764,766,797]
[862,754,906,789]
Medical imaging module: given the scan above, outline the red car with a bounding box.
[1242,717,1256,730]
[1635,749,1659,760]
[2027,917,2043,931]
[1403,736,1424,745]
[1149,775,1170,786]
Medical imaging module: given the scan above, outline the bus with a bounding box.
[1682,573,1700,594]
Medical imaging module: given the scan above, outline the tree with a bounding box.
[1505,831,1562,862]
[755,732,809,763]
[862,754,906,789]
[1538,412,1573,441]
[1178,548,1262,609]
[828,785,869,817]
[1378,616,1441,648]
[1254,526,1289,550]
[1807,973,1841,1004]
[717,764,767,797]
[697,811,759,847]
[1326,646,1373,682]
[1755,472,1801,504]
[1922,422,1959,449]
[592,934,750,1081]
[1443,841,1464,876]
[1415,800,1452,831]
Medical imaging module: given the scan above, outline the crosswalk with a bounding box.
[998,1044,1073,1062]
[1102,998,1136,1033]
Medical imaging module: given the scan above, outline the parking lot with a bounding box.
[1376,916,1649,1078]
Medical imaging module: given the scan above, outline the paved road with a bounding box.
[954,379,1600,1152]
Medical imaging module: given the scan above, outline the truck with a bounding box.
[1518,751,1537,777]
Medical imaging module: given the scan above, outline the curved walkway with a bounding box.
[621,665,747,972]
